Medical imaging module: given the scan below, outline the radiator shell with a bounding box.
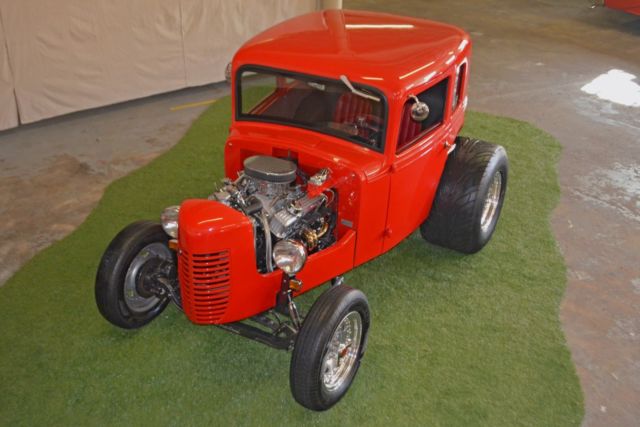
[178,198,356,324]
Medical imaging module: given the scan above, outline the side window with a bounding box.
[397,77,449,152]
[452,63,467,111]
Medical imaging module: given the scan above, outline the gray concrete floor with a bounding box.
[1,1,638,425]
[0,84,228,285]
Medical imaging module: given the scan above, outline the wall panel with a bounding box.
[181,0,316,86]
[1,0,185,124]
[0,0,318,127]
[0,10,18,131]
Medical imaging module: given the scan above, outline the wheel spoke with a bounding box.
[321,311,362,392]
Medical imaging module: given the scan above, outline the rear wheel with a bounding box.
[290,285,370,411]
[421,137,508,253]
[95,221,173,329]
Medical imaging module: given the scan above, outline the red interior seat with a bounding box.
[397,102,423,151]
[333,93,372,124]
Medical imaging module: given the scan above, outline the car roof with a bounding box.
[234,9,470,98]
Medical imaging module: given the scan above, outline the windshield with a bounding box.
[236,67,386,151]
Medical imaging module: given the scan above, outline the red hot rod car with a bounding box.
[96,10,508,411]
[598,0,640,15]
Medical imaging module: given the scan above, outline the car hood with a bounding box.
[226,122,387,181]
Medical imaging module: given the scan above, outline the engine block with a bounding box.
[211,155,336,272]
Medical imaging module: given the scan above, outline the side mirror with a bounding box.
[409,95,429,122]
[225,62,232,83]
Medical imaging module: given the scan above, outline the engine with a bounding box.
[210,155,337,272]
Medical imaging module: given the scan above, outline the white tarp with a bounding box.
[0,9,18,131]
[0,0,317,127]
[181,0,316,86]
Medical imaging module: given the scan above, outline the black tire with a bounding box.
[421,136,508,254]
[290,285,370,411]
[95,221,173,329]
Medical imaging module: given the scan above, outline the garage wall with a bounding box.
[182,0,317,86]
[0,0,318,129]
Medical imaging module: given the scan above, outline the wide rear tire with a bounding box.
[421,137,508,254]
[290,285,370,411]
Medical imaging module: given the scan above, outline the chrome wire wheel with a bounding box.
[321,311,363,393]
[480,171,503,232]
[123,242,171,313]
[290,285,370,410]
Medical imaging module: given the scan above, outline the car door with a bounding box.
[383,77,456,251]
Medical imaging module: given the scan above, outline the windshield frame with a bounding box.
[235,65,388,154]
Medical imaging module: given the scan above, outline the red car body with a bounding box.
[605,0,640,15]
[177,10,471,325]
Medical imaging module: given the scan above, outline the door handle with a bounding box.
[444,140,456,154]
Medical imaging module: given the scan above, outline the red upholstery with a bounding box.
[333,93,372,123]
[397,102,423,151]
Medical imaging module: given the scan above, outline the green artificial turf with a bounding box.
[0,97,583,426]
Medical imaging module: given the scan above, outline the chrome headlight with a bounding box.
[273,240,307,275]
[160,205,180,238]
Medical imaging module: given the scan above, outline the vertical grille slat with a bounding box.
[179,249,231,324]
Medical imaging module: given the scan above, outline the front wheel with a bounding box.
[95,221,174,329]
[290,285,370,411]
